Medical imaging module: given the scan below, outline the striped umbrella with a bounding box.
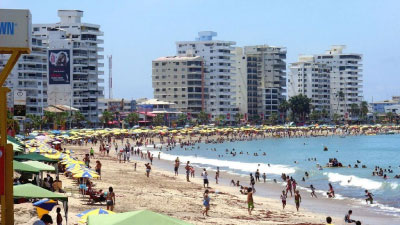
[77,208,115,223]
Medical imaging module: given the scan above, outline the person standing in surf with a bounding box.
[365,190,374,204]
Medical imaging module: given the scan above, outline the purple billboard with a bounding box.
[48,49,71,84]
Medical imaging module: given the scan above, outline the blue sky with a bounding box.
[4,0,400,101]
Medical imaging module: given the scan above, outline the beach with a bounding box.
[14,126,400,225]
[15,141,335,225]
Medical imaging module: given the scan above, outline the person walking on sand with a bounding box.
[280,190,287,209]
[106,186,116,211]
[294,190,301,212]
[202,189,210,216]
[174,157,180,176]
[247,187,254,215]
[145,163,151,177]
[215,167,220,184]
[202,169,209,188]
[185,161,191,182]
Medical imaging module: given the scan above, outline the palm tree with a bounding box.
[54,112,69,130]
[177,113,187,126]
[152,114,164,126]
[309,110,321,123]
[267,112,278,125]
[278,100,290,123]
[43,111,56,129]
[360,101,369,122]
[215,114,226,126]
[288,94,311,122]
[335,91,345,115]
[350,103,360,119]
[26,114,43,130]
[333,113,341,125]
[197,111,209,125]
[73,111,85,128]
[125,112,139,127]
[386,112,394,124]
[7,110,20,134]
[234,113,243,125]
[100,110,113,127]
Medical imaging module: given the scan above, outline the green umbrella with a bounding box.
[87,210,192,225]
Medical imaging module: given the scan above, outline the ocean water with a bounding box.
[153,134,400,216]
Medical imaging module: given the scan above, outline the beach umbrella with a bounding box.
[77,208,115,224]
[33,198,58,219]
[73,170,99,178]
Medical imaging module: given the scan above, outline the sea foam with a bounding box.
[151,151,296,175]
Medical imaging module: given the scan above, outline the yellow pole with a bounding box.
[0,50,23,225]
[0,87,13,225]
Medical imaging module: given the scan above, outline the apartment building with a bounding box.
[36,10,104,124]
[288,45,363,118]
[152,55,205,117]
[234,47,248,115]
[244,45,287,119]
[1,36,48,116]
[315,45,363,117]
[288,55,331,113]
[176,31,237,121]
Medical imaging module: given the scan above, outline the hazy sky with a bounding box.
[4,0,400,102]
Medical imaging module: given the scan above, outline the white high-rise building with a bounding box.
[176,31,237,121]
[1,36,48,116]
[288,45,363,118]
[233,47,248,115]
[288,55,331,113]
[33,10,105,124]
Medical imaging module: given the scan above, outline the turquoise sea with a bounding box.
[155,134,400,216]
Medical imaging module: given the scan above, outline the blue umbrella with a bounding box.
[33,198,58,218]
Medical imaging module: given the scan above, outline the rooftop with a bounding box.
[138,99,175,106]
[154,55,202,62]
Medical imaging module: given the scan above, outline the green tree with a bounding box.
[336,91,345,115]
[125,112,139,127]
[152,114,164,126]
[26,114,43,130]
[333,113,341,125]
[309,110,321,123]
[215,114,226,126]
[177,113,187,126]
[43,111,56,129]
[234,113,243,125]
[386,112,394,124]
[321,108,329,120]
[100,110,113,127]
[288,94,311,122]
[7,110,20,134]
[197,111,209,125]
[350,103,360,118]
[54,112,69,129]
[267,112,278,125]
[73,111,85,128]
[360,101,369,122]
[278,100,290,123]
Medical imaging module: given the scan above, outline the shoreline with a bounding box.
[142,143,400,225]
